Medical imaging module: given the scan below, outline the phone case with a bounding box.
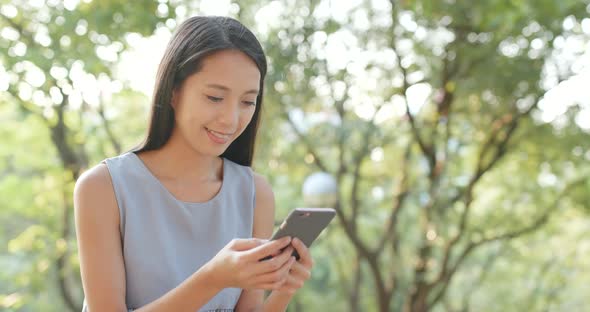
[263,208,336,261]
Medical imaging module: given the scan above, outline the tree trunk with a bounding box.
[349,255,363,312]
[50,105,85,311]
[408,287,430,312]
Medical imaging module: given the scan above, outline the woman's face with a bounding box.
[171,49,260,156]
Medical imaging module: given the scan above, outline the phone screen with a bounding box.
[260,208,335,261]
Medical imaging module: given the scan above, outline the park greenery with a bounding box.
[1,0,589,311]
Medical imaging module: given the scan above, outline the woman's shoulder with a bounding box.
[251,170,275,238]
[74,163,120,228]
[251,170,274,203]
[74,163,115,203]
[75,151,135,190]
[252,171,271,191]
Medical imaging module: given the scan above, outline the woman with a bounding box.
[74,16,313,311]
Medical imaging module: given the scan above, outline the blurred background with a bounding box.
[1,0,590,311]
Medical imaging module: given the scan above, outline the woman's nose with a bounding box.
[218,102,240,130]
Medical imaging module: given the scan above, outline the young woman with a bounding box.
[74,16,313,312]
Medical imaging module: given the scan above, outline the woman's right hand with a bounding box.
[205,236,296,291]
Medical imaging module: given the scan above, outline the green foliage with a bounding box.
[1,0,589,311]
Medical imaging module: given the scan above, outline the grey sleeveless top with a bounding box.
[81,152,255,312]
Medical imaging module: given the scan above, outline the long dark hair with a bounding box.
[133,16,267,167]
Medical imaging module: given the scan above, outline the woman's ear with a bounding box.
[171,89,178,110]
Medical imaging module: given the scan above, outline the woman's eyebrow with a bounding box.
[206,83,259,95]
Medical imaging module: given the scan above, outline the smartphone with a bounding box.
[260,208,336,261]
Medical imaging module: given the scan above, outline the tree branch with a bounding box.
[349,103,386,232]
[280,109,329,172]
[387,1,435,174]
[376,145,411,253]
[440,99,540,271]
[96,96,122,155]
[332,200,376,262]
[428,98,542,308]
[428,175,587,307]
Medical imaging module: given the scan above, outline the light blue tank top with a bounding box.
[81,152,255,312]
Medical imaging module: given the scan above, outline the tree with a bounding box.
[0,1,174,310]
[237,0,590,310]
[1,1,589,311]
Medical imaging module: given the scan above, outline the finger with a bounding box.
[258,279,288,291]
[288,262,312,281]
[254,247,294,275]
[278,274,295,287]
[277,278,295,291]
[245,236,292,260]
[276,276,299,294]
[255,256,296,284]
[228,238,267,251]
[291,238,313,267]
[283,272,305,289]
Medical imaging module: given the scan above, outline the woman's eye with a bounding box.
[243,101,256,106]
[207,96,223,102]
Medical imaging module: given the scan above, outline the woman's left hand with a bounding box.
[275,238,314,295]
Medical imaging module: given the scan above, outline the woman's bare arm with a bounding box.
[74,164,128,311]
[74,164,222,312]
[234,173,276,312]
